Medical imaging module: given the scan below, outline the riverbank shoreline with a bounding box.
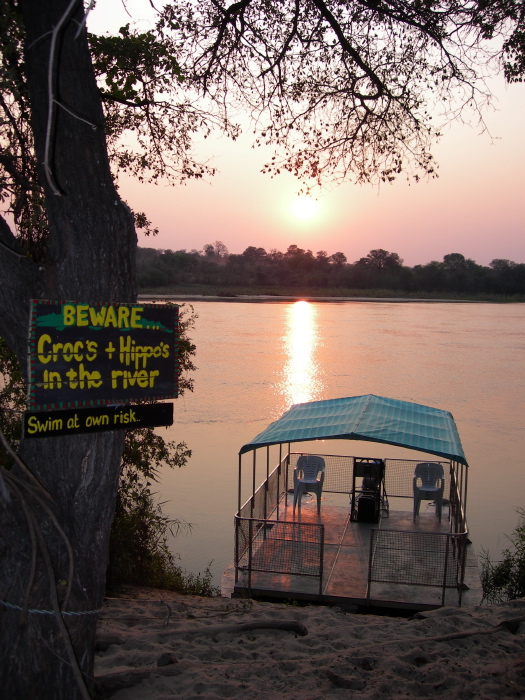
[139,293,486,303]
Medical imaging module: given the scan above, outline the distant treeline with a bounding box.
[137,243,525,297]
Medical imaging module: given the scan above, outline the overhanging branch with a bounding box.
[309,0,385,99]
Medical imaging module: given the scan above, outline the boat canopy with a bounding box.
[239,394,468,466]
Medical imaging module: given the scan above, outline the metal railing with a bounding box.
[235,516,324,594]
[364,458,470,605]
[235,453,468,605]
[235,456,325,595]
[367,528,468,606]
[286,453,453,501]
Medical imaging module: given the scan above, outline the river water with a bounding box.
[157,300,525,585]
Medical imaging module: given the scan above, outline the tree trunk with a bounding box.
[0,1,137,697]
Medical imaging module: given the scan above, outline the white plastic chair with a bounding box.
[413,462,445,521]
[293,455,325,514]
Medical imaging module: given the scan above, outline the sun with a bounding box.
[291,195,320,221]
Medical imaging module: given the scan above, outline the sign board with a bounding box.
[23,403,173,438]
[27,300,178,411]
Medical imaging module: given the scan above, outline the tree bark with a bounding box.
[0,1,137,697]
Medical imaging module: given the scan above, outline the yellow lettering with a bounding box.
[51,342,63,363]
[86,340,98,361]
[43,370,62,389]
[131,306,143,328]
[136,370,149,388]
[117,306,130,328]
[37,334,52,364]
[105,306,118,327]
[89,306,107,326]
[59,303,149,328]
[119,336,132,365]
[76,304,89,326]
[113,409,138,425]
[78,363,102,389]
[111,370,124,388]
[66,367,78,389]
[74,341,84,362]
[38,337,98,364]
[28,416,64,432]
[66,415,80,429]
[62,342,74,362]
[63,305,76,326]
[111,369,161,389]
[86,414,109,427]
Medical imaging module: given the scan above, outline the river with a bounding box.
[157,300,525,586]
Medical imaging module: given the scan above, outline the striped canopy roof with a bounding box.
[239,395,468,465]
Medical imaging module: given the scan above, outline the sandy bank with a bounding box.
[95,588,525,699]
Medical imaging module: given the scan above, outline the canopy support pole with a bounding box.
[278,443,283,514]
[264,446,269,519]
[237,453,242,514]
[463,463,468,526]
[251,450,256,519]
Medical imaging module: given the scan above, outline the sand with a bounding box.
[95,588,525,699]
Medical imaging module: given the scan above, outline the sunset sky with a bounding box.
[90,2,525,268]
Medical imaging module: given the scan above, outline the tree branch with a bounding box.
[99,90,152,108]
[309,0,385,99]
[200,0,254,90]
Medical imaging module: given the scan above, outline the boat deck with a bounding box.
[223,494,481,611]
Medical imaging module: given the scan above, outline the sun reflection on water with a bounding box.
[280,301,323,408]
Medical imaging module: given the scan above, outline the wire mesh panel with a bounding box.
[287,453,354,493]
[369,529,467,589]
[236,517,324,578]
[383,459,451,500]
[239,462,287,522]
[264,463,286,518]
[286,453,451,501]
[235,515,250,564]
[448,466,467,533]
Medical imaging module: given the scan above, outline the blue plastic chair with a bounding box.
[293,455,325,515]
[413,462,445,521]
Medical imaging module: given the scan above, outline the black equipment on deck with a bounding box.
[350,458,387,523]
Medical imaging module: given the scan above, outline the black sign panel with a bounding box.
[24,403,174,438]
[28,300,178,410]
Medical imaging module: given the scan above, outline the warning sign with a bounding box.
[27,300,178,410]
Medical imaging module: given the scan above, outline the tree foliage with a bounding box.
[0,336,25,463]
[499,0,525,82]
[0,2,235,256]
[161,0,513,189]
[356,248,404,270]
[88,23,238,184]
[137,245,525,298]
[481,508,525,604]
[1,1,522,251]
[107,420,219,597]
